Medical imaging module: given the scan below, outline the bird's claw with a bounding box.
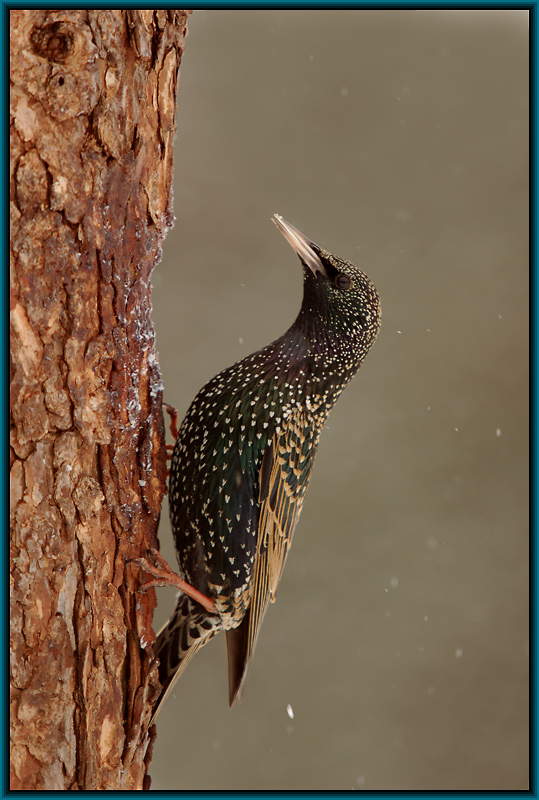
[163,402,179,442]
[133,548,217,615]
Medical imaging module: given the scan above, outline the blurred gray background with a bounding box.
[149,10,529,791]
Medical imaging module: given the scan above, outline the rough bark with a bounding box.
[10,9,190,790]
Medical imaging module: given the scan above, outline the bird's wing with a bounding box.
[226,408,317,705]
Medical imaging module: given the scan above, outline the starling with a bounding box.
[145,214,381,719]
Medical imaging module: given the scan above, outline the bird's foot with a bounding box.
[133,548,217,615]
[163,402,179,441]
[163,403,179,478]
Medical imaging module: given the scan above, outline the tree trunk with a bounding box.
[10,9,190,789]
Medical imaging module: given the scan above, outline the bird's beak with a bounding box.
[272,214,325,276]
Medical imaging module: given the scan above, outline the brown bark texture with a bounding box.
[10,9,190,790]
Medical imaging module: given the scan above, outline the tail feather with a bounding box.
[225,610,252,707]
[151,595,220,722]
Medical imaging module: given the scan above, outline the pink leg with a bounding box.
[164,403,179,478]
[133,548,216,615]
[163,402,179,441]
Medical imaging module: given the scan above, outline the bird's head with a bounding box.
[273,214,381,354]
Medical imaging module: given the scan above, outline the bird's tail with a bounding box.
[151,594,220,722]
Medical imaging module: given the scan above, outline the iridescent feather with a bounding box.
[151,215,381,719]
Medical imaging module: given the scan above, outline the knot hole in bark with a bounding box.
[30,22,75,63]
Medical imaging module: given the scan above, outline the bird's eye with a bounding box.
[334,273,351,290]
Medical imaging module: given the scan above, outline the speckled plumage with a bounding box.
[153,215,381,717]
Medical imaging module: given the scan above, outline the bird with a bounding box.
[140,214,381,720]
